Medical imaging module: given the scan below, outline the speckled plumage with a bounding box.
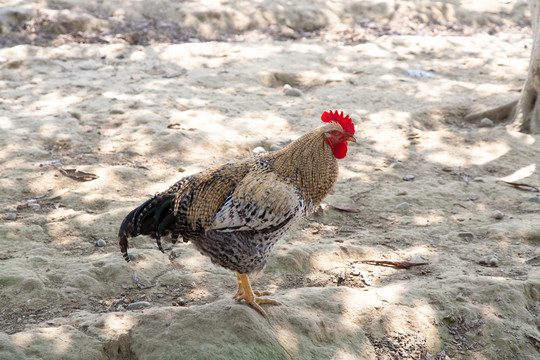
[119,122,348,274]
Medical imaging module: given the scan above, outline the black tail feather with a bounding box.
[118,194,176,262]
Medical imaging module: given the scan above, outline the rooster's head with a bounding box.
[321,110,356,159]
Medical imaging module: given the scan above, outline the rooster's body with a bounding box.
[119,111,356,315]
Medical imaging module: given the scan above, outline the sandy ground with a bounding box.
[1,1,539,359]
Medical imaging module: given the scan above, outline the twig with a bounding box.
[496,180,539,192]
[359,260,429,269]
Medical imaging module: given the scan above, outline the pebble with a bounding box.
[325,74,345,84]
[527,196,540,203]
[350,269,360,276]
[110,106,125,115]
[473,177,485,182]
[390,161,404,168]
[404,69,435,78]
[96,239,106,247]
[402,174,415,181]
[126,301,151,310]
[479,256,499,267]
[28,203,40,211]
[116,305,125,311]
[458,232,474,240]
[5,213,17,220]
[492,210,504,220]
[176,297,185,306]
[269,144,283,151]
[252,146,266,155]
[479,118,494,127]
[396,202,409,210]
[284,87,303,97]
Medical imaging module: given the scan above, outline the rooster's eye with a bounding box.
[331,130,340,136]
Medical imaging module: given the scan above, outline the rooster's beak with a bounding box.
[346,136,357,143]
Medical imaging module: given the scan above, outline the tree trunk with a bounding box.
[513,0,540,133]
[466,0,540,134]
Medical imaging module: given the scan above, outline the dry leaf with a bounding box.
[58,168,99,181]
[326,203,360,213]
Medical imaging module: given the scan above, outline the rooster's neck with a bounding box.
[270,127,339,206]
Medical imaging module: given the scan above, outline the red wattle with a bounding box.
[333,141,348,159]
[325,138,348,159]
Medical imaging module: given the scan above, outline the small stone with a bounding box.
[527,196,540,203]
[455,293,466,302]
[479,256,499,267]
[492,210,504,220]
[473,177,485,182]
[351,269,360,276]
[110,106,125,115]
[8,207,17,212]
[402,174,415,181]
[479,118,494,127]
[116,305,125,311]
[325,74,345,84]
[458,232,474,240]
[405,69,435,78]
[176,297,185,306]
[252,146,266,155]
[284,88,303,97]
[126,301,151,310]
[269,144,283,152]
[396,191,408,196]
[96,239,106,247]
[28,203,40,211]
[177,167,186,172]
[396,202,409,210]
[390,161,404,168]
[5,213,17,220]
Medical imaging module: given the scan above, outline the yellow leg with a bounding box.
[234,273,280,316]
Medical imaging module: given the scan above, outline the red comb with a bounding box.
[321,110,355,135]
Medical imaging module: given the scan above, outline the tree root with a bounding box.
[464,99,518,123]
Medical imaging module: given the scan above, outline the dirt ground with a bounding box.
[1,0,539,359]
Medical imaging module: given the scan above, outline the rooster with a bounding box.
[119,110,356,316]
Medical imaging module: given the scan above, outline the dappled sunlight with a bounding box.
[11,331,33,348]
[11,327,73,356]
[103,313,137,338]
[32,93,83,116]
[374,283,407,303]
[36,327,73,355]
[412,213,446,226]
[499,163,536,182]
[175,252,208,269]
[420,132,512,167]
[0,117,13,129]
